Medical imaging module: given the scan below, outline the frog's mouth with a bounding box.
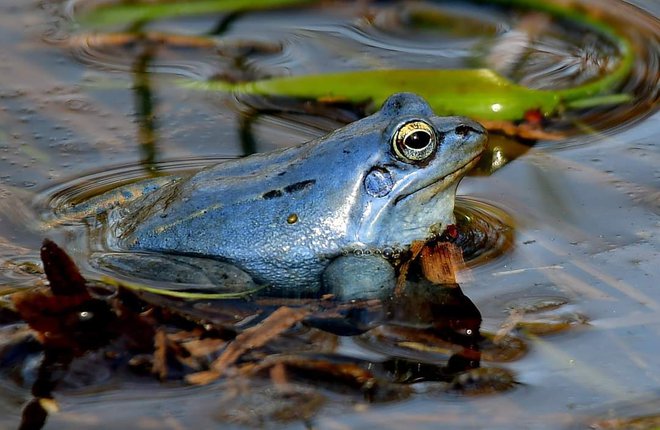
[394,153,482,205]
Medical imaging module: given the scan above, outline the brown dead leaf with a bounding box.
[395,240,426,296]
[419,242,466,284]
[11,240,119,352]
[39,238,89,297]
[395,239,468,298]
[480,119,566,140]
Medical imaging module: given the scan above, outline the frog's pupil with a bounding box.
[406,131,430,149]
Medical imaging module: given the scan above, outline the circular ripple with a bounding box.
[66,33,228,80]
[33,157,226,220]
[454,196,515,267]
[365,1,660,143]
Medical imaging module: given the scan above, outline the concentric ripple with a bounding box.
[364,1,660,140]
[454,196,515,266]
[33,157,226,222]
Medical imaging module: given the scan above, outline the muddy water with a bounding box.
[0,0,658,429]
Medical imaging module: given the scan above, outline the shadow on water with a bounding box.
[132,46,160,173]
[129,11,258,170]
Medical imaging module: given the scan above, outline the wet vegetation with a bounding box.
[8,238,523,429]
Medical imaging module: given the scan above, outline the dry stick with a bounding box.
[152,328,168,381]
[69,32,218,49]
[186,306,310,385]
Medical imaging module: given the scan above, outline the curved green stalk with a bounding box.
[79,0,317,27]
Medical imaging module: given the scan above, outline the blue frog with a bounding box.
[93,93,486,298]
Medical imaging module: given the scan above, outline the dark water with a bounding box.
[0,0,659,429]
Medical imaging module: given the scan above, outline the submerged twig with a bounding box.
[186,306,310,384]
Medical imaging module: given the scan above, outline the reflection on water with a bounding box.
[0,0,659,429]
[132,48,160,171]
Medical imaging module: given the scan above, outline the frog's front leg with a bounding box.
[322,254,396,300]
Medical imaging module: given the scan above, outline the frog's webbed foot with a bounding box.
[322,254,396,301]
[91,252,256,293]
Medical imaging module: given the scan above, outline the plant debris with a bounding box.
[5,238,522,429]
[479,117,567,140]
[186,306,310,384]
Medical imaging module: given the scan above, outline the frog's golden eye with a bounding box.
[392,120,438,163]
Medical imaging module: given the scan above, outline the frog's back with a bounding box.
[109,129,380,293]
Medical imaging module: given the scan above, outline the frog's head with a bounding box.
[332,93,487,247]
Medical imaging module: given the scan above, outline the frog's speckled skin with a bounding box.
[106,93,486,295]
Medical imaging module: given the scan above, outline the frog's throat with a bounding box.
[393,153,482,206]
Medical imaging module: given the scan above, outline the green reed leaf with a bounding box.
[79,0,316,27]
